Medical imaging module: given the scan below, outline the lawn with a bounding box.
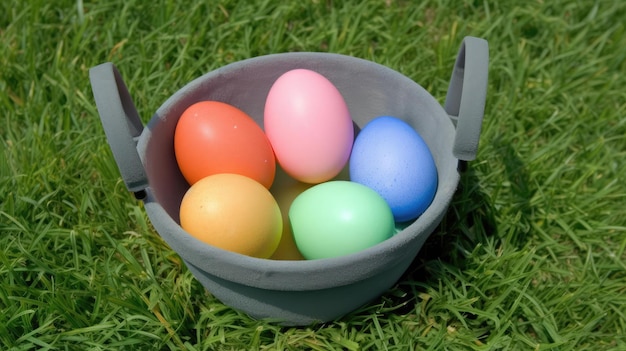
[1,0,625,350]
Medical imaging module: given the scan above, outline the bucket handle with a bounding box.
[89,63,148,199]
[444,36,489,165]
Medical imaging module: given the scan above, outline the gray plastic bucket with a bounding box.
[89,36,488,326]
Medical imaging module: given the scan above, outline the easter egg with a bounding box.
[174,101,276,188]
[349,116,438,222]
[264,69,353,184]
[268,166,311,260]
[289,181,394,260]
[179,173,282,258]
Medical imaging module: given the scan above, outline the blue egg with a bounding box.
[349,116,438,222]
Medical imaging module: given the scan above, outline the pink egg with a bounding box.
[264,69,354,184]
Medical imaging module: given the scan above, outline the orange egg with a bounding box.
[174,101,276,188]
[179,173,282,258]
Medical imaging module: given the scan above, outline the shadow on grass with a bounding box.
[365,137,537,318]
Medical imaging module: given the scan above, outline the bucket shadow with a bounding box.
[407,163,499,279]
[360,138,536,318]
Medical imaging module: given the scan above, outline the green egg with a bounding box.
[289,181,395,260]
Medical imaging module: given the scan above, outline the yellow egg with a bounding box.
[179,173,282,258]
[269,167,311,260]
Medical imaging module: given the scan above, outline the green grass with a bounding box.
[1,0,625,349]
